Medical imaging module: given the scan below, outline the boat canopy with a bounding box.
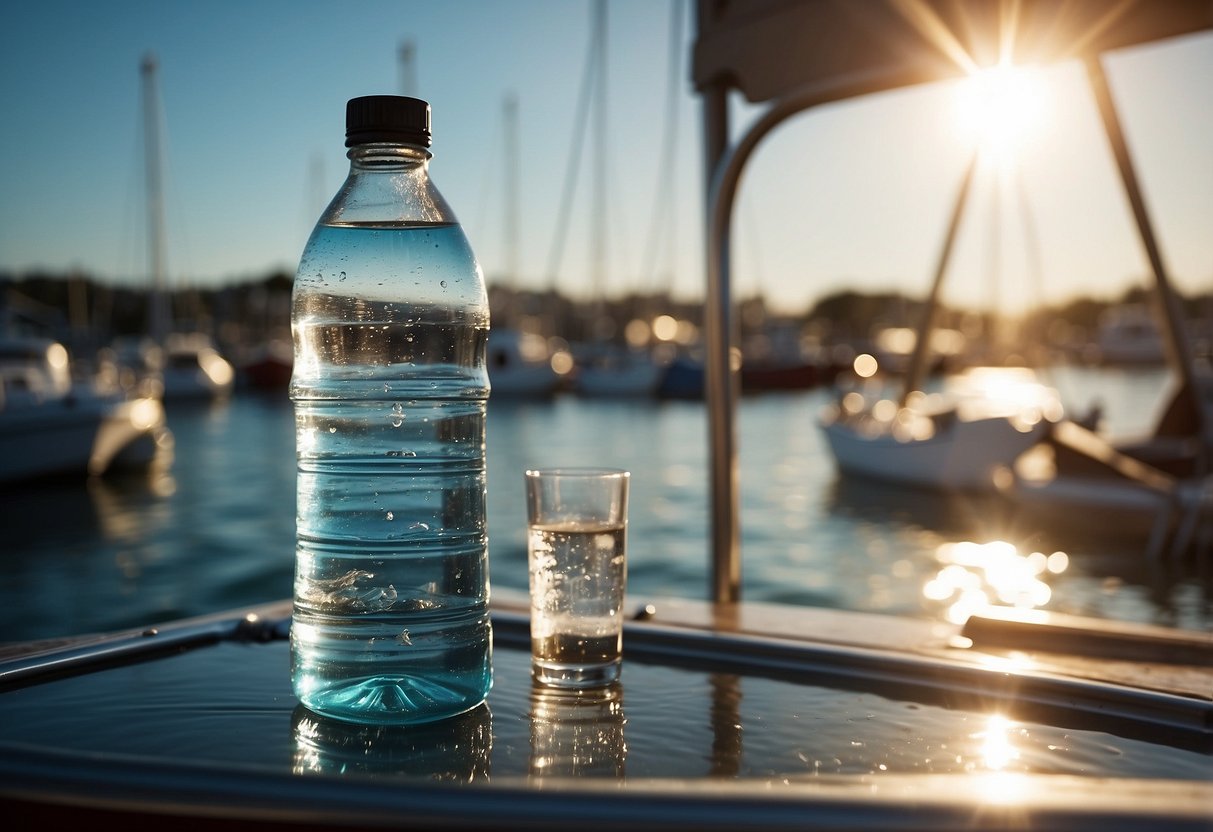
[692,0,1213,105]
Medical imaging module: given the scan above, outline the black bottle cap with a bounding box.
[345,95,431,148]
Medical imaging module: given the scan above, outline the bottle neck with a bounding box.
[321,142,455,225]
[346,143,431,170]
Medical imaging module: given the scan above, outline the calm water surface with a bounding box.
[1,364,1209,643]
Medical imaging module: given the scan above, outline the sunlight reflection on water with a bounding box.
[924,540,1069,624]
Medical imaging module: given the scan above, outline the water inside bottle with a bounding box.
[290,221,492,724]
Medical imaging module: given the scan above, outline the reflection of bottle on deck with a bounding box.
[529,682,626,778]
[291,703,492,781]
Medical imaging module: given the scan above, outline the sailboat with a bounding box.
[774,10,1213,551]
[486,325,565,400]
[998,134,1213,557]
[136,53,234,404]
[573,344,665,398]
[486,94,566,401]
[568,0,666,399]
[995,54,1212,553]
[1093,302,1167,366]
[0,335,171,485]
[817,148,1065,491]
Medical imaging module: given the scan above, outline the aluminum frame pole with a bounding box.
[1085,56,1208,466]
[703,68,935,603]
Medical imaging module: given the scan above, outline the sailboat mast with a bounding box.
[398,40,417,97]
[590,0,607,306]
[504,93,519,296]
[1085,56,1207,462]
[641,0,685,300]
[900,150,978,409]
[141,53,170,346]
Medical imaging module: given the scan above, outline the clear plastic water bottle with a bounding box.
[289,95,492,725]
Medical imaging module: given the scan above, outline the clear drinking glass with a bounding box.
[524,468,629,688]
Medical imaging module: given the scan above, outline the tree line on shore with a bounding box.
[3,267,1209,363]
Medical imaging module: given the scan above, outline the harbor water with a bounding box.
[0,364,1209,644]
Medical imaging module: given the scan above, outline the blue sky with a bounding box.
[2,1,1211,315]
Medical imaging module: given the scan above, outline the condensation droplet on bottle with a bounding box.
[385,511,395,521]
[389,403,404,427]
[410,522,430,531]
[440,280,448,289]
[338,271,347,281]
[328,426,336,433]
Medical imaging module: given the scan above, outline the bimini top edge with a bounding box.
[692,0,1213,105]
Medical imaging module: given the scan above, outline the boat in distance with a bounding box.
[820,366,1063,491]
[0,336,172,486]
[487,328,567,399]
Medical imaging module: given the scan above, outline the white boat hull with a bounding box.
[0,402,106,484]
[0,395,170,486]
[487,329,563,399]
[90,397,173,474]
[158,334,235,401]
[821,415,1049,492]
[489,365,562,398]
[574,360,664,398]
[0,337,171,486]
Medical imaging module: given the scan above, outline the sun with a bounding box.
[954,63,1047,164]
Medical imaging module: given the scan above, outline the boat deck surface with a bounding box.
[1,589,1209,829]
